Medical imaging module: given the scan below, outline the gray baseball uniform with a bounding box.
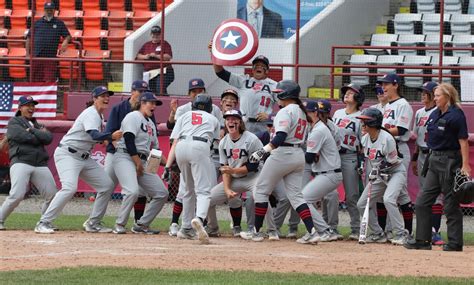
[302,120,343,233]
[170,109,220,229]
[333,108,363,234]
[114,111,168,227]
[39,106,115,224]
[357,130,406,236]
[228,73,277,133]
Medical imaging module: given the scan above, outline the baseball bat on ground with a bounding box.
[359,182,372,244]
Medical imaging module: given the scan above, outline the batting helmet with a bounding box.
[341,83,365,107]
[453,169,474,204]
[273,80,301,100]
[192,94,212,113]
[356,108,383,128]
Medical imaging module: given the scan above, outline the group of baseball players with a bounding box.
[0,55,460,248]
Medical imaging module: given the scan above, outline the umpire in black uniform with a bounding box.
[405,83,470,252]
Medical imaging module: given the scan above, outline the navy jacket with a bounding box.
[237,6,284,38]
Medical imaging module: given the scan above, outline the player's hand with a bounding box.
[368,169,379,182]
[162,167,171,182]
[461,164,471,178]
[225,189,238,199]
[136,162,144,177]
[256,112,269,121]
[170,99,178,113]
[411,161,418,176]
[112,130,123,141]
[357,166,364,177]
[219,166,234,175]
[249,149,267,163]
[208,40,213,52]
[59,42,68,53]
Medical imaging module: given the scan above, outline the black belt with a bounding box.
[179,135,208,143]
[396,140,407,144]
[117,148,147,160]
[281,143,302,148]
[313,168,342,175]
[247,118,259,122]
[59,144,90,160]
[420,147,430,154]
[339,148,356,154]
[430,150,460,157]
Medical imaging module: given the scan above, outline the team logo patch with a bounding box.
[211,18,258,66]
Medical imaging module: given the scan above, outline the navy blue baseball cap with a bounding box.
[252,55,270,68]
[92,86,114,97]
[18,96,39,106]
[305,100,318,112]
[316,99,332,113]
[140,92,163,106]
[221,89,239,101]
[151,26,162,34]
[376,72,400,84]
[223,109,242,119]
[189,78,205,91]
[44,2,55,9]
[132,80,151,91]
[417,81,438,93]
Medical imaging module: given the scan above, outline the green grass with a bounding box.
[0,267,471,285]
[3,212,474,244]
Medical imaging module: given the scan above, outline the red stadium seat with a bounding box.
[131,1,151,11]
[0,47,8,56]
[107,0,125,11]
[9,9,32,29]
[132,11,158,30]
[68,29,83,39]
[34,10,59,20]
[82,0,101,11]
[7,47,27,79]
[82,49,110,81]
[108,10,132,30]
[34,1,48,12]
[11,0,29,10]
[0,9,11,29]
[59,0,77,11]
[108,29,132,59]
[82,28,108,50]
[58,9,83,30]
[6,28,27,48]
[57,48,80,80]
[83,10,108,30]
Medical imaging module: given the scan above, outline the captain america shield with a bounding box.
[211,18,259,66]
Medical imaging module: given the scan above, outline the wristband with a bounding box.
[263,144,272,153]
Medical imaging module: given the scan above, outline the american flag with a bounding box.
[0,82,57,134]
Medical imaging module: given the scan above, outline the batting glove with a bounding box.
[249,149,267,163]
[368,169,379,182]
[162,167,171,182]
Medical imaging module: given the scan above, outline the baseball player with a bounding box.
[356,108,408,245]
[371,84,388,112]
[35,87,123,233]
[246,80,320,244]
[300,100,343,242]
[206,110,276,238]
[212,54,278,133]
[332,83,365,240]
[165,94,220,244]
[376,73,414,238]
[411,81,444,245]
[165,79,223,237]
[83,80,155,233]
[0,96,56,231]
[112,92,168,234]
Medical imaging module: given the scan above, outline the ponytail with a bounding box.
[295,99,312,124]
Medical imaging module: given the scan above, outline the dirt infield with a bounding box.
[0,231,472,277]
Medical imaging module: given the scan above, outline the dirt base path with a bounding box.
[0,231,472,277]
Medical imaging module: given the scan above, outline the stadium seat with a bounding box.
[376,55,405,80]
[394,13,422,34]
[58,9,83,30]
[396,34,426,56]
[444,0,463,14]
[450,14,474,35]
[416,0,436,13]
[108,10,133,30]
[458,56,474,66]
[82,49,110,81]
[57,48,80,80]
[9,9,32,29]
[0,47,7,56]
[11,0,29,10]
[403,55,432,87]
[366,34,399,55]
[421,13,451,34]
[108,29,132,59]
[348,54,377,86]
[6,28,27,48]
[452,34,474,56]
[131,1,151,11]
[82,29,108,50]
[0,9,11,29]
[83,10,109,30]
[69,29,83,39]
[7,47,27,79]
[133,11,159,30]
[82,0,102,11]
[107,0,126,11]
[430,56,459,84]
[424,34,453,56]
[59,0,77,11]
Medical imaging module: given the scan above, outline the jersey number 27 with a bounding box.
[295,118,307,140]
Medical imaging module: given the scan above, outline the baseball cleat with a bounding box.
[191,218,210,244]
[34,221,54,234]
[267,230,280,241]
[177,228,196,240]
[296,228,320,244]
[431,232,445,246]
[332,229,344,240]
[251,231,266,242]
[83,220,113,233]
[205,226,220,238]
[239,230,254,240]
[319,230,338,242]
[365,232,387,243]
[286,229,298,239]
[348,232,360,241]
[112,224,127,234]
[404,239,432,250]
[168,223,179,236]
[131,223,160,235]
[232,226,242,237]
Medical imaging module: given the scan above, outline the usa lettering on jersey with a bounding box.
[223,148,249,160]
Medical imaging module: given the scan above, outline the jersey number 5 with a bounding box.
[192,112,203,125]
[294,118,307,140]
